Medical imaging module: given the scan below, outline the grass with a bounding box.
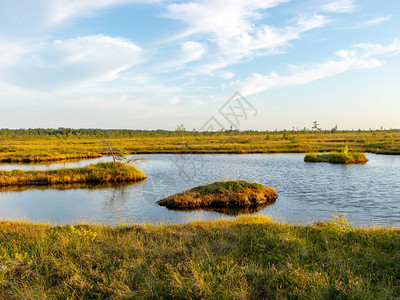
[0,162,146,187]
[0,215,399,299]
[157,181,278,209]
[0,130,400,162]
[304,152,369,164]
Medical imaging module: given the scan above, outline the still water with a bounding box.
[0,153,399,226]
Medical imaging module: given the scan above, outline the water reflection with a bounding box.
[0,182,131,193]
[0,156,114,171]
[167,201,276,216]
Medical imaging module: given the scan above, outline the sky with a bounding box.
[0,0,399,131]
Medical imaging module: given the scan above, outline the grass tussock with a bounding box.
[305,142,368,164]
[157,181,278,209]
[304,152,368,164]
[0,215,399,299]
[0,162,146,187]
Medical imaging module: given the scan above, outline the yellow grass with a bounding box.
[0,130,399,162]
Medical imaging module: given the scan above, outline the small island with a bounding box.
[0,162,146,187]
[304,143,368,164]
[157,181,277,209]
[304,152,368,164]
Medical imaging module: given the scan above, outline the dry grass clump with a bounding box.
[157,181,277,209]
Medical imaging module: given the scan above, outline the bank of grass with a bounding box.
[0,130,400,162]
[157,181,277,209]
[0,162,146,187]
[304,152,369,164]
[0,215,399,299]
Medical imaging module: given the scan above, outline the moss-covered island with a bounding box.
[157,181,278,209]
[0,162,146,187]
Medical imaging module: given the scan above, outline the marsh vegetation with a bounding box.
[0,215,399,299]
[0,129,399,163]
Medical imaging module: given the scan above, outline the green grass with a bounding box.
[304,152,369,164]
[157,181,278,209]
[0,130,399,162]
[0,215,399,299]
[0,162,146,187]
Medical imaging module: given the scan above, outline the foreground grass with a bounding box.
[157,181,277,209]
[0,162,146,187]
[0,216,399,299]
[0,130,400,162]
[304,152,368,164]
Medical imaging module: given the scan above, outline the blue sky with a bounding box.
[0,0,399,130]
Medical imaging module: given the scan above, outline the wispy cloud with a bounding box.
[362,15,391,26]
[165,0,328,75]
[240,39,400,96]
[165,0,289,39]
[321,0,356,13]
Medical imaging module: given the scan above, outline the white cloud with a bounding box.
[203,14,327,75]
[216,14,328,57]
[240,39,400,96]
[164,0,297,73]
[321,0,356,13]
[362,15,391,26]
[349,39,400,56]
[46,0,161,25]
[1,35,144,90]
[180,41,206,64]
[165,0,289,38]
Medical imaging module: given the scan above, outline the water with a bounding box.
[0,153,399,227]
